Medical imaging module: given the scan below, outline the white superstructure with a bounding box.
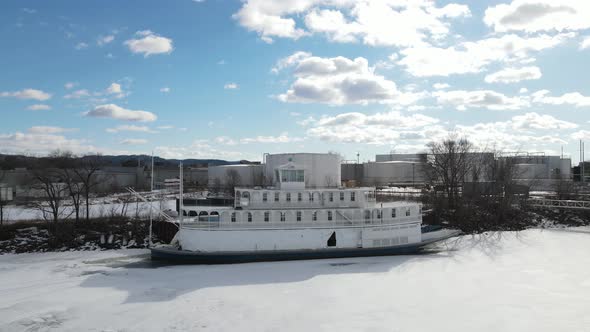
[172,153,424,254]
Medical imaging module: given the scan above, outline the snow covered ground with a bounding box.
[1,228,589,331]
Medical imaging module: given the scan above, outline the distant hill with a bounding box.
[0,153,258,170]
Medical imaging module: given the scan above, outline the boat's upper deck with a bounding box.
[234,187,378,210]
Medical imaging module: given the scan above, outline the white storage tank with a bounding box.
[264,153,341,188]
[363,161,425,186]
[208,164,264,188]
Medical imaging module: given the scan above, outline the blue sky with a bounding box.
[1,0,589,163]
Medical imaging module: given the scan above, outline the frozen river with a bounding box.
[1,228,589,331]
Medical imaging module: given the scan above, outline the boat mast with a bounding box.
[149,151,154,246]
[179,161,184,228]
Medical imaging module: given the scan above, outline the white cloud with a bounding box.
[241,132,303,144]
[275,52,423,106]
[75,42,88,50]
[154,140,252,160]
[160,87,170,93]
[26,104,51,111]
[510,112,577,130]
[85,104,157,122]
[581,36,590,49]
[434,90,530,111]
[63,89,90,99]
[224,83,238,89]
[97,35,115,46]
[304,110,439,145]
[433,83,450,90]
[119,138,148,145]
[28,126,77,134]
[531,90,590,107]
[519,87,529,93]
[1,88,52,101]
[106,125,157,133]
[64,82,77,90]
[124,30,173,57]
[0,131,103,155]
[484,66,542,84]
[157,125,174,130]
[571,130,590,141]
[105,82,127,99]
[233,0,470,47]
[398,33,572,77]
[484,0,590,33]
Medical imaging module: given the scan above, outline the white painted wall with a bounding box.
[265,153,341,188]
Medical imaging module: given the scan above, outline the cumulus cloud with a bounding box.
[105,82,127,99]
[119,138,148,145]
[510,112,577,130]
[124,30,173,57]
[484,66,542,84]
[233,0,470,46]
[303,111,439,145]
[28,126,77,134]
[433,83,450,90]
[64,82,77,90]
[531,90,590,107]
[571,130,590,141]
[106,125,157,133]
[274,52,423,106]
[97,35,115,46]
[484,0,590,33]
[1,88,52,101]
[434,90,530,111]
[398,33,572,77]
[26,104,51,111]
[154,140,252,160]
[0,131,102,155]
[160,87,170,93]
[85,104,157,122]
[75,42,88,50]
[224,83,238,89]
[63,89,90,100]
[581,36,590,49]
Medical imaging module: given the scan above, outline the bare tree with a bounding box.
[73,154,104,222]
[424,135,475,210]
[30,168,72,225]
[0,169,6,225]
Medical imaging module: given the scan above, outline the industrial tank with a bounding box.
[264,153,341,188]
[363,161,425,186]
[208,164,264,188]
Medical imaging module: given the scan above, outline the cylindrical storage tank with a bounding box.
[208,164,264,188]
[560,158,572,178]
[514,164,547,179]
[264,153,341,188]
[363,162,425,186]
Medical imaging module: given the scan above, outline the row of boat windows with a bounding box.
[228,208,412,222]
[257,192,356,203]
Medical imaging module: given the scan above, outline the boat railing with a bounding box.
[181,216,420,230]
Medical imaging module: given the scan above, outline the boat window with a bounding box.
[188,210,197,217]
[340,192,344,201]
[231,212,236,222]
[309,193,313,202]
[286,193,291,202]
[264,211,269,222]
[296,211,301,222]
[263,192,268,202]
[312,211,317,221]
[198,211,208,222]
[377,210,382,219]
[281,169,305,182]
[298,192,302,202]
[280,212,286,222]
[327,232,336,247]
[406,208,411,217]
[351,192,355,201]
[328,211,333,221]
[392,208,396,218]
[329,192,333,202]
[210,211,220,222]
[364,210,371,222]
[247,212,252,222]
[274,192,279,202]
[182,210,187,216]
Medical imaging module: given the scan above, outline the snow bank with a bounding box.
[1,229,589,331]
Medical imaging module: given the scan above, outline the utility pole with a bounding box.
[149,152,154,246]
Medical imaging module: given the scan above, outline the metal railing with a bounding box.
[528,198,590,210]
